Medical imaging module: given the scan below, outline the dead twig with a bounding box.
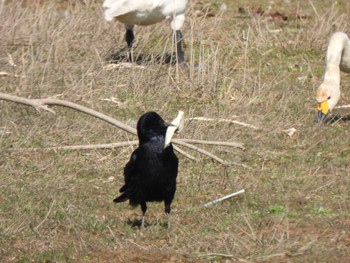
[0,71,23,78]
[0,92,136,134]
[335,104,350,109]
[34,139,244,151]
[42,141,138,150]
[180,138,245,150]
[25,141,199,162]
[172,145,198,161]
[187,116,259,130]
[203,189,245,207]
[197,253,234,258]
[0,92,245,166]
[34,199,56,231]
[256,238,318,261]
[172,139,248,167]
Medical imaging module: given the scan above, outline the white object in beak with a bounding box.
[164,111,185,148]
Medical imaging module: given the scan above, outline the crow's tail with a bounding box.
[113,193,128,203]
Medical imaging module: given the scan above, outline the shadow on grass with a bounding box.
[320,114,350,124]
[106,50,177,66]
[126,218,168,229]
[126,218,144,228]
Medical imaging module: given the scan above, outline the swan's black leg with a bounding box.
[125,25,135,62]
[125,29,134,49]
[174,30,185,64]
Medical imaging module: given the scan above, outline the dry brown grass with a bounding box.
[1,0,350,262]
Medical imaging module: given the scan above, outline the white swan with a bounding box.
[103,0,188,64]
[316,32,350,122]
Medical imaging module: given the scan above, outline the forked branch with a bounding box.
[0,92,136,134]
[0,92,245,166]
[187,116,259,130]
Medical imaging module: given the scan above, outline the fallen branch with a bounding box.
[255,238,318,261]
[0,92,136,134]
[203,189,245,207]
[0,71,23,78]
[43,141,138,150]
[14,141,246,166]
[17,140,243,166]
[34,199,56,231]
[172,139,248,167]
[31,141,199,162]
[172,145,198,161]
[172,139,231,165]
[197,253,234,258]
[335,104,350,109]
[0,92,245,166]
[180,138,245,150]
[22,139,244,151]
[103,63,146,70]
[187,116,259,130]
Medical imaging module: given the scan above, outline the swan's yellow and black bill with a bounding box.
[317,100,329,122]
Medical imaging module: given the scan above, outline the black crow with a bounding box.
[114,112,179,228]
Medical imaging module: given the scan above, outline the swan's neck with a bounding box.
[321,66,341,111]
[326,32,350,74]
[319,32,350,110]
[324,65,340,86]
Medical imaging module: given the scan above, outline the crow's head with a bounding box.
[137,112,170,144]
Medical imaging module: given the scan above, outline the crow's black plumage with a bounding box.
[114,112,179,228]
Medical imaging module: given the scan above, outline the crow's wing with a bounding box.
[113,148,139,203]
[123,148,139,187]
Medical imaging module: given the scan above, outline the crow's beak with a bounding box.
[164,111,185,148]
[164,122,176,129]
[170,111,185,134]
[317,100,329,123]
[164,124,177,148]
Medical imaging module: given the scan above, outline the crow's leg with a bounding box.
[165,202,171,229]
[140,202,147,228]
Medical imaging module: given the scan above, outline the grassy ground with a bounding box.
[1,0,350,262]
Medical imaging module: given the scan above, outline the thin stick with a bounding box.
[13,139,243,158]
[180,138,245,150]
[203,189,245,207]
[173,139,232,166]
[308,0,320,20]
[335,104,350,109]
[34,199,56,231]
[0,71,23,78]
[187,116,259,130]
[0,92,137,134]
[257,253,288,261]
[43,141,138,150]
[0,92,244,166]
[43,139,243,150]
[173,145,198,161]
[12,141,199,161]
[198,253,234,258]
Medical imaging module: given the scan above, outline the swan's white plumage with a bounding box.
[103,0,187,30]
[317,32,350,114]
